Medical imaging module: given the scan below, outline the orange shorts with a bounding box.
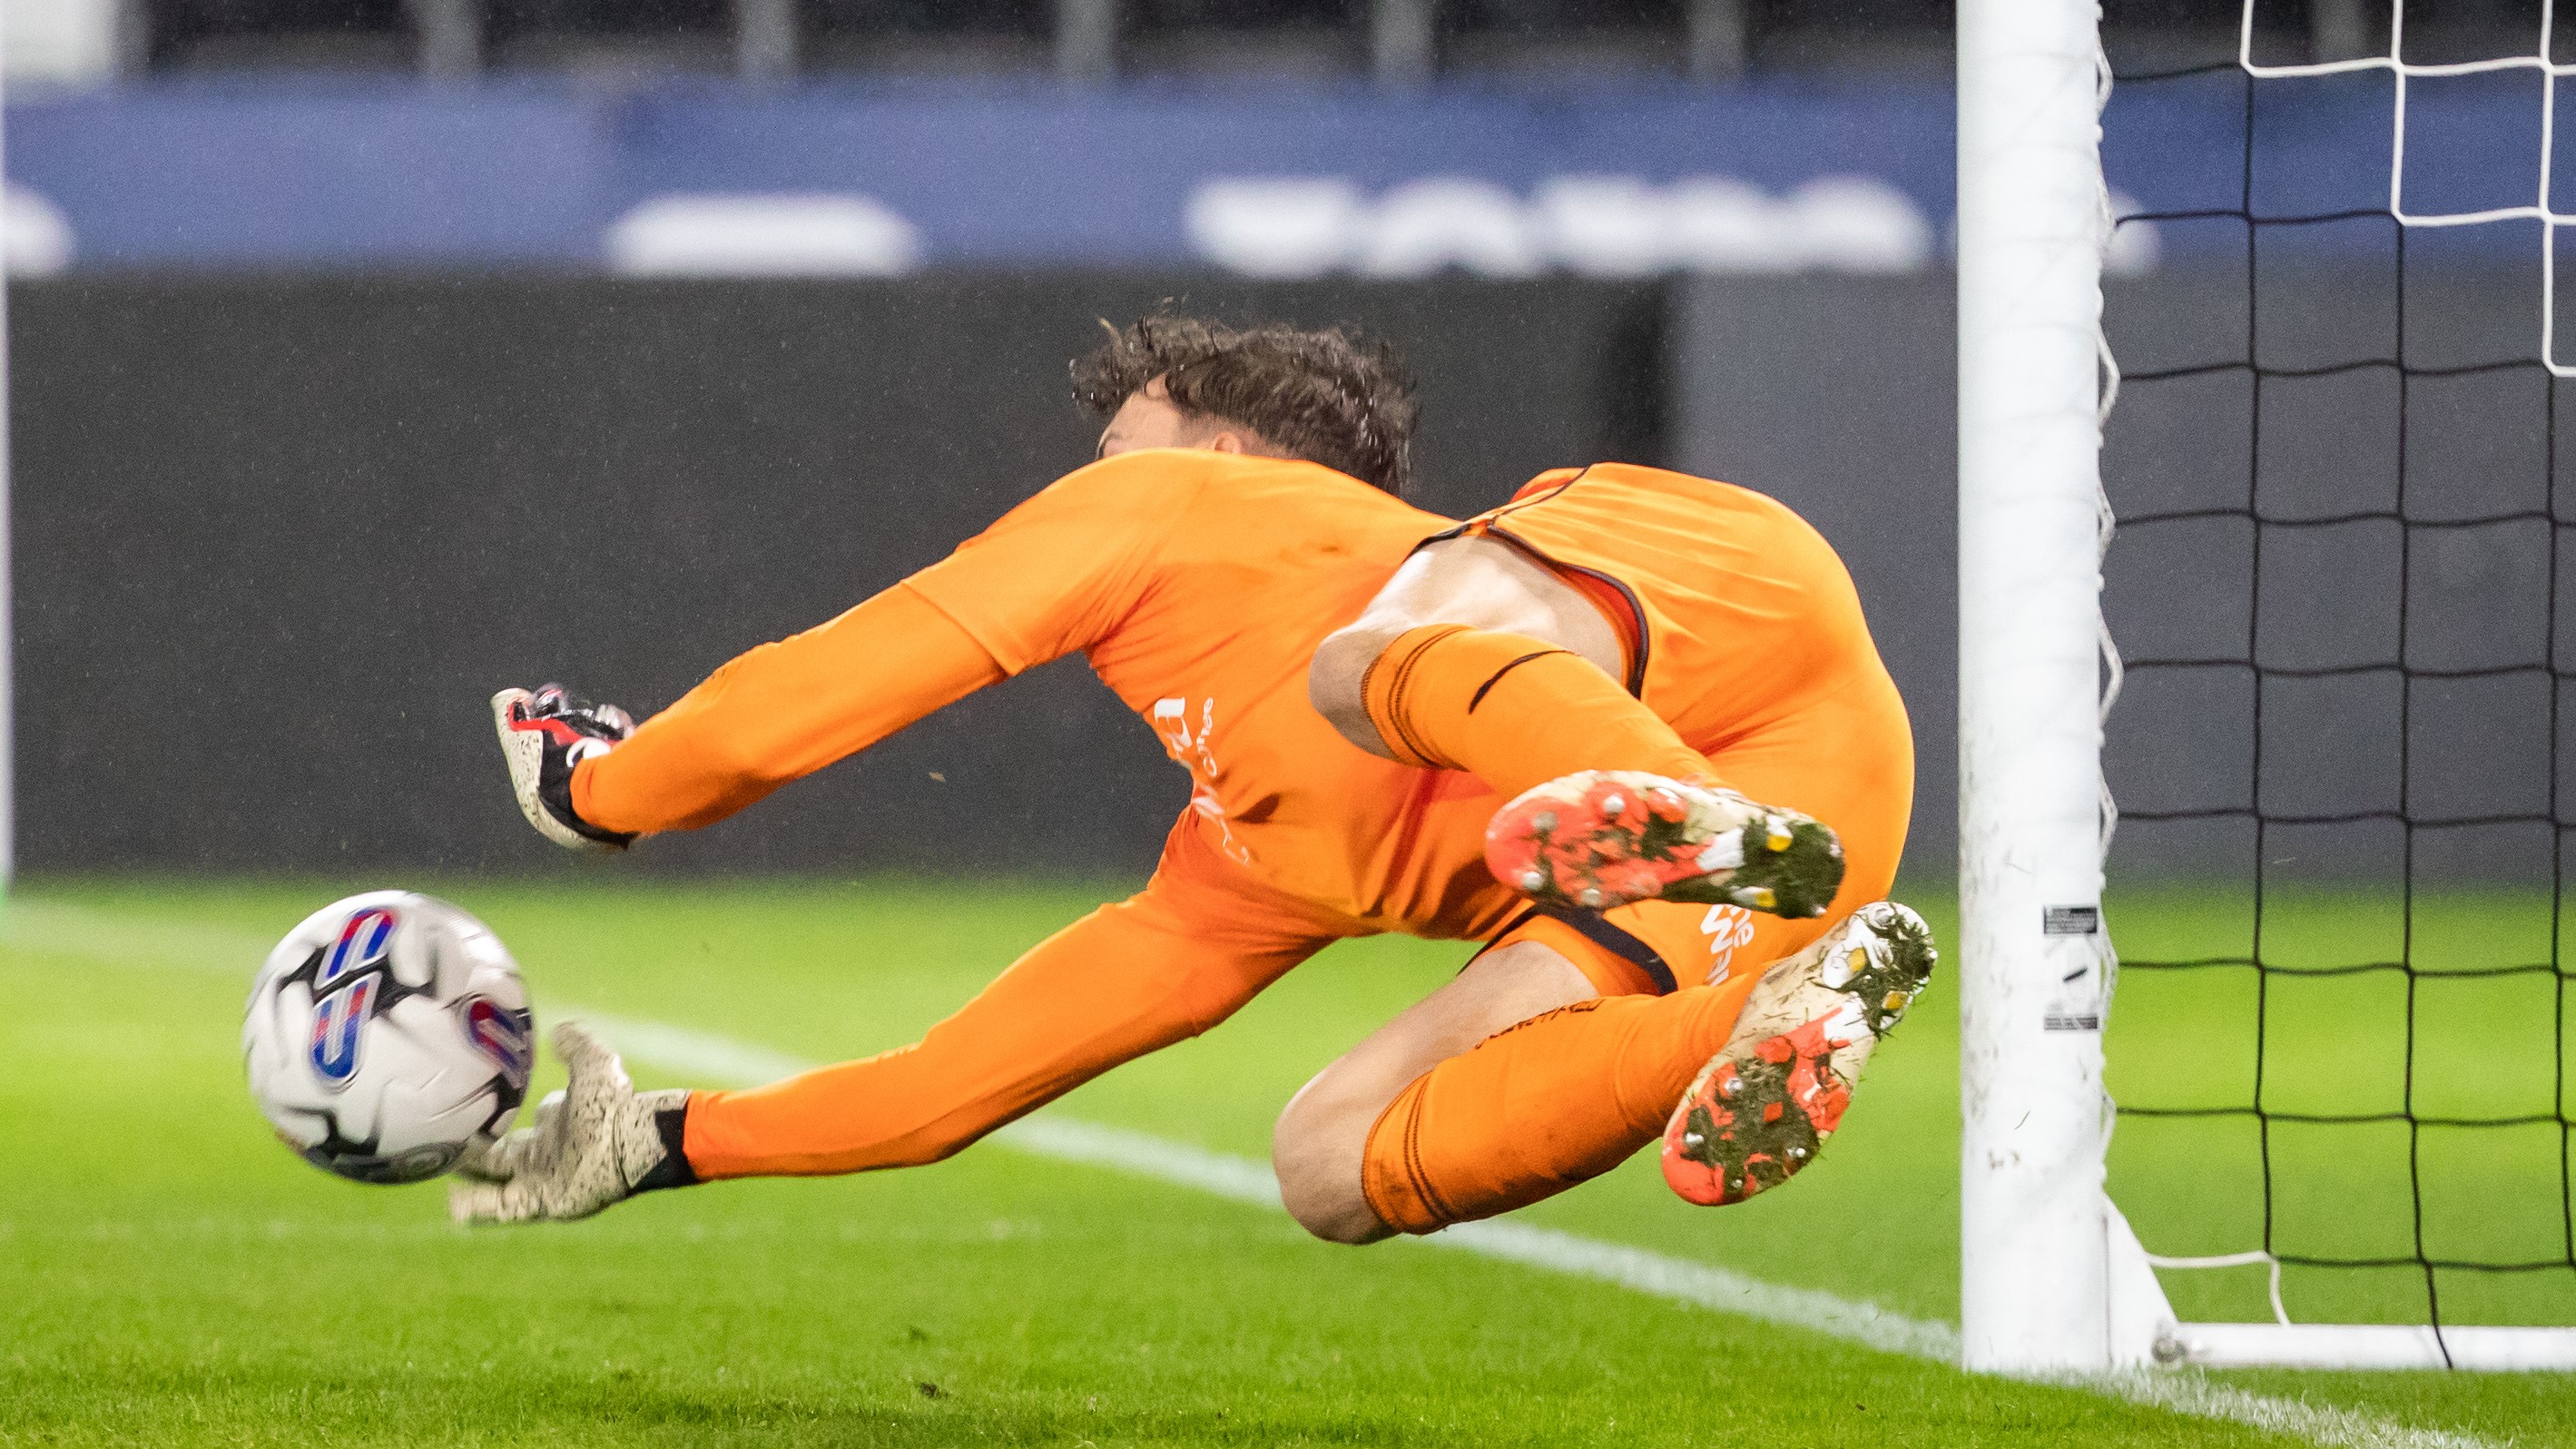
[1476,676,1908,998]
[1457,468,1915,997]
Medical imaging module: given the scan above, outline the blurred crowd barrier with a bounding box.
[2,71,2551,277]
[0,0,1909,90]
[3,18,2549,885]
[14,264,2537,885]
[12,275,1665,876]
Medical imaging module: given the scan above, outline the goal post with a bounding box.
[1960,0,2576,1377]
[3,13,16,897]
[1955,0,2123,1376]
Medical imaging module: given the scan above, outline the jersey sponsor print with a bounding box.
[1153,695,1250,863]
[1700,903,1758,981]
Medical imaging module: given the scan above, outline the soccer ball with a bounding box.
[242,890,536,1185]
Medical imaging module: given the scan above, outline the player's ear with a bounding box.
[1206,430,1249,456]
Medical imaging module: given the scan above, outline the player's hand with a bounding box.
[492,684,637,852]
[448,1022,693,1226]
[451,1091,561,1184]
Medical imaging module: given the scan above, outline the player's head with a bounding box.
[1071,314,1418,496]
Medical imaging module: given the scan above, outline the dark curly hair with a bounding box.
[1070,314,1418,496]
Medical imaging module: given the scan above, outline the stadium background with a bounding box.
[15,1,2553,884]
[6,5,2572,1445]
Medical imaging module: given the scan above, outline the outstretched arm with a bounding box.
[452,826,1335,1222]
[497,454,1200,850]
[569,585,1004,838]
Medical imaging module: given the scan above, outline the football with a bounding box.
[242,890,536,1184]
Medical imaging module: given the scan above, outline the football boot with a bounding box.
[1484,769,1844,917]
[1660,902,1937,1206]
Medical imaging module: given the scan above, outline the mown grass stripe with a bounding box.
[576,1009,1957,1363]
[567,1009,2494,1449]
[6,898,2504,1449]
[2095,1374,2493,1449]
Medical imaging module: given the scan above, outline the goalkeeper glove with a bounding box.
[450,1021,695,1225]
[492,684,636,851]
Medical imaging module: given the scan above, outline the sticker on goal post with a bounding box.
[2042,905,2099,937]
[2041,903,2105,1032]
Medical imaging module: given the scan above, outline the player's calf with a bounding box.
[449,1022,694,1225]
[1659,902,1936,1206]
[1484,769,1844,917]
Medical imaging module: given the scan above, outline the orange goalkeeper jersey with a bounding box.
[903,449,1516,935]
[574,449,1898,945]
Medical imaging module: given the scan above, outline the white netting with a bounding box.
[2241,0,2576,374]
[2095,0,2576,1364]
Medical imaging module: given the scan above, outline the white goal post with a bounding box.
[1957,0,2576,1375]
[1956,0,2123,1377]
[3,8,16,896]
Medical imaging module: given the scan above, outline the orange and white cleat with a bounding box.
[1660,902,1936,1206]
[1483,769,1845,917]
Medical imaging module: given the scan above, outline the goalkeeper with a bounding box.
[462,317,1927,1242]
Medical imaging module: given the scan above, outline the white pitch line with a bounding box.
[572,1009,1962,1361]
[565,1009,2500,1449]
[2091,1374,2496,1449]
[3,898,279,968]
[5,900,2510,1449]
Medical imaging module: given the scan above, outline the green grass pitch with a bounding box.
[1,877,2569,1446]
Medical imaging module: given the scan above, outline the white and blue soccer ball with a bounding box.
[242,890,536,1185]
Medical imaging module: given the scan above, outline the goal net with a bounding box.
[1961,0,2576,1374]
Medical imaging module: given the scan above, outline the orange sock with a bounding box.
[1360,971,1760,1234]
[1359,625,1712,802]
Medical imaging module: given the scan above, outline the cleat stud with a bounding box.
[1601,794,1624,815]
[1787,1146,1809,1162]
[1531,811,1558,833]
[1766,825,1793,853]
[1578,888,1605,909]
[1519,870,1547,892]
[1717,1076,1742,1099]
[1743,888,1776,910]
[1682,1131,1704,1150]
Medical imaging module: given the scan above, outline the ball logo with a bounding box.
[462,998,535,1092]
[308,907,398,1089]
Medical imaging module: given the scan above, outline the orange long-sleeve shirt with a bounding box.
[575,451,1898,942]
[576,448,1509,933]
[572,586,1002,833]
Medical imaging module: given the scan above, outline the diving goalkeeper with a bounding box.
[458,317,1928,1243]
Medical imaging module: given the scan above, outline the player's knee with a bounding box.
[1272,1092,1394,1246]
[1276,1166,1391,1246]
[1307,623,1406,758]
